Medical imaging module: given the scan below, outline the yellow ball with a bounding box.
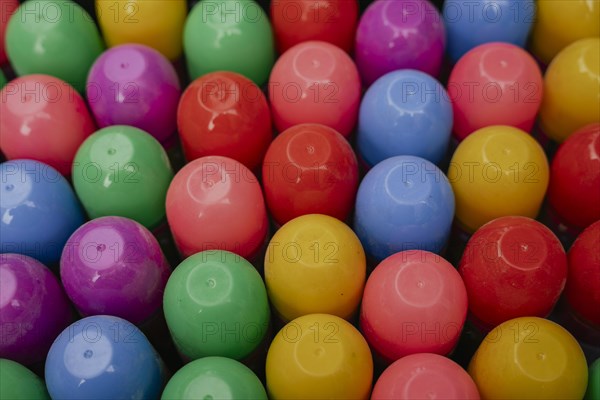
[448,126,549,233]
[96,0,187,61]
[539,38,600,143]
[266,314,373,400]
[469,317,588,399]
[531,0,600,65]
[264,214,366,321]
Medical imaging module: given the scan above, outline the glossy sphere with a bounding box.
[354,156,455,261]
[266,314,373,399]
[566,221,600,327]
[355,0,445,86]
[0,75,96,176]
[270,0,358,53]
[45,315,164,400]
[184,0,275,86]
[178,71,272,170]
[469,317,588,399]
[0,0,19,65]
[166,156,268,259]
[531,0,600,65]
[269,41,361,137]
[548,124,600,228]
[0,254,71,365]
[0,70,6,89]
[87,44,181,145]
[60,217,171,325]
[95,0,187,61]
[5,0,104,93]
[443,0,535,63]
[72,126,174,229]
[459,217,567,329]
[448,42,543,141]
[586,359,600,400]
[0,160,85,264]
[264,214,366,321]
[262,124,359,225]
[449,126,549,233]
[162,357,267,400]
[163,251,270,360]
[539,38,600,143]
[361,251,467,361]
[0,359,49,399]
[358,70,453,166]
[372,354,480,400]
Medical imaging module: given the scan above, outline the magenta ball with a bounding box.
[355,0,445,86]
[87,44,181,145]
[60,216,171,325]
[0,253,72,366]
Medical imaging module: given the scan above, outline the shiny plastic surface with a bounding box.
[0,359,49,399]
[0,0,19,65]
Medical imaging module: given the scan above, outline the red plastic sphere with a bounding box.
[262,123,359,226]
[548,123,600,229]
[270,0,359,54]
[459,216,567,329]
[177,71,272,171]
[566,220,600,327]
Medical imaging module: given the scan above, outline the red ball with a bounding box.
[0,75,96,176]
[459,216,567,329]
[177,71,272,171]
[548,123,600,229]
[566,220,600,327]
[0,0,19,65]
[270,0,359,54]
[165,156,269,260]
[360,250,468,362]
[262,123,358,226]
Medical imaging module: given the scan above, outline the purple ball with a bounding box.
[0,253,72,365]
[60,216,171,325]
[87,44,181,145]
[355,0,446,86]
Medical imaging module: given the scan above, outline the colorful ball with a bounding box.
[87,44,181,145]
[266,314,373,399]
[269,40,361,137]
[262,124,359,226]
[183,0,275,86]
[539,38,600,143]
[449,125,549,233]
[177,71,272,171]
[469,317,588,399]
[0,75,96,176]
[361,250,468,361]
[0,254,71,366]
[354,156,455,261]
[459,216,567,329]
[163,250,270,360]
[0,160,85,264]
[585,358,600,400]
[357,69,453,166]
[355,0,445,86]
[264,214,366,321]
[0,0,19,65]
[448,42,543,141]
[165,156,268,259]
[72,125,174,229]
[0,359,49,399]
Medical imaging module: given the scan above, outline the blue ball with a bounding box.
[0,159,85,264]
[444,0,535,62]
[45,315,164,400]
[354,156,455,261]
[357,69,453,167]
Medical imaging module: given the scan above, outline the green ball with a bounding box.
[0,70,7,89]
[585,358,600,400]
[5,0,104,93]
[0,359,50,399]
[163,250,270,361]
[72,125,174,229]
[161,357,267,400]
[183,0,275,86]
